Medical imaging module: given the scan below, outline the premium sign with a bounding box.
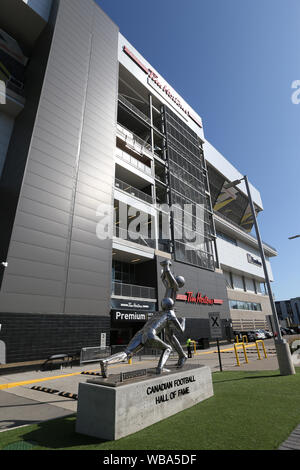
[111,310,150,322]
[176,292,224,306]
[123,45,202,128]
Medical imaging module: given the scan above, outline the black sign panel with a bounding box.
[111,299,157,312]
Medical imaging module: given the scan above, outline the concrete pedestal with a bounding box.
[275,340,296,375]
[76,364,213,441]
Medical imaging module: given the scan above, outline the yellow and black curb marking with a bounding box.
[81,371,102,376]
[31,386,59,394]
[58,392,78,400]
[31,386,78,400]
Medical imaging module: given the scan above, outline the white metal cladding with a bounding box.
[216,236,274,282]
[0,0,119,315]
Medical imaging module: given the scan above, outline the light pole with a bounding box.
[224,176,295,375]
[288,235,300,240]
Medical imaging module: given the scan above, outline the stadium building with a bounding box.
[0,0,277,364]
[275,298,300,327]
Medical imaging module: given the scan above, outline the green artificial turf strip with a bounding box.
[1,368,300,450]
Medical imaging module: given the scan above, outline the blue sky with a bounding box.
[97,0,300,301]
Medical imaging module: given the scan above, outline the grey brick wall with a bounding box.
[0,312,110,363]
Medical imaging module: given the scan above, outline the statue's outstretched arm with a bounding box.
[160,260,178,289]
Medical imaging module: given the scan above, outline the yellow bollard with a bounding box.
[261,341,268,358]
[242,335,248,344]
[128,358,132,365]
[242,342,249,363]
[255,341,262,360]
[256,340,267,359]
[234,343,241,366]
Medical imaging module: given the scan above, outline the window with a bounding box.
[229,300,262,311]
[223,270,233,289]
[112,261,136,284]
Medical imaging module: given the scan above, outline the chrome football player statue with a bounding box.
[99,260,187,378]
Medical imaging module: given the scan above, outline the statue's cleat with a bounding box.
[176,356,187,368]
[100,360,108,378]
[156,367,170,375]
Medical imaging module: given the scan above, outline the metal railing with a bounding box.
[115,178,153,204]
[117,123,152,153]
[80,346,111,364]
[118,94,151,126]
[112,281,156,299]
[116,148,153,177]
[114,227,156,249]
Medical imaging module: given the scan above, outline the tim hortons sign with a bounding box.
[176,292,224,306]
[123,45,203,129]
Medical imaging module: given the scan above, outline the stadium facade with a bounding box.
[0,0,277,364]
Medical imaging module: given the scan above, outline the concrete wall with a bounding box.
[0,0,119,316]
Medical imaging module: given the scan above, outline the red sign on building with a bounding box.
[123,45,202,128]
[176,292,223,306]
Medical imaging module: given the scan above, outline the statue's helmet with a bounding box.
[176,275,185,288]
[161,297,174,311]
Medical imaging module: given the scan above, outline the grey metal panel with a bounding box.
[26,160,74,190]
[69,255,112,276]
[64,299,110,316]
[63,0,119,312]
[3,274,64,297]
[0,0,118,315]
[9,241,67,266]
[11,225,68,252]
[31,137,77,169]
[5,257,65,282]
[67,239,112,263]
[15,211,69,239]
[0,293,64,313]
